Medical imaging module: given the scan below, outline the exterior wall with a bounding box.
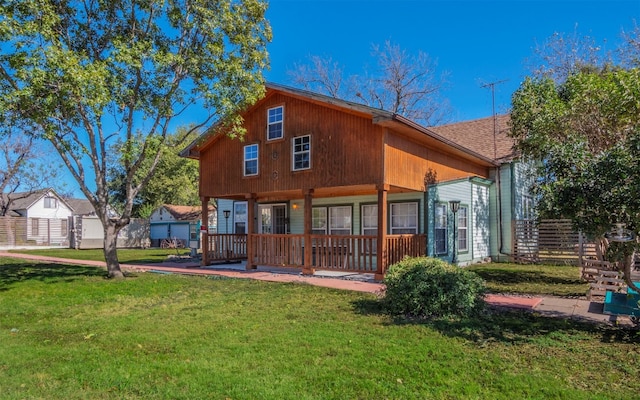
[200,93,384,199]
[217,194,426,235]
[27,192,73,219]
[488,160,536,261]
[150,207,178,223]
[71,216,149,249]
[427,178,492,265]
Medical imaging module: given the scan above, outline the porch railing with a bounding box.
[205,233,247,262]
[252,234,304,267]
[206,233,427,274]
[386,234,427,266]
[310,235,377,272]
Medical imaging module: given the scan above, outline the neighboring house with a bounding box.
[429,114,535,263]
[182,83,528,278]
[1,188,73,245]
[149,204,217,248]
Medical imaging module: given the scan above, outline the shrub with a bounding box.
[382,257,487,319]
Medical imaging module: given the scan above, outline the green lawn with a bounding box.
[10,248,590,296]
[8,247,191,264]
[468,262,589,297]
[0,256,639,399]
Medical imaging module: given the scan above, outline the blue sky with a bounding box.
[263,0,639,122]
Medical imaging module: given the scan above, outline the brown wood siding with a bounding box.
[384,132,490,191]
[200,93,384,198]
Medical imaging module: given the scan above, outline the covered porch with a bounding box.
[201,232,426,279]
[200,186,427,280]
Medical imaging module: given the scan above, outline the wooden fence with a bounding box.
[0,216,69,247]
[513,219,590,265]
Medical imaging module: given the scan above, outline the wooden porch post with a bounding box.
[201,196,209,266]
[302,189,314,275]
[246,195,257,270]
[375,186,389,281]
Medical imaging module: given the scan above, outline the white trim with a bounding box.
[292,134,311,171]
[243,144,259,176]
[267,105,284,141]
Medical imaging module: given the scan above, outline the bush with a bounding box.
[382,257,487,319]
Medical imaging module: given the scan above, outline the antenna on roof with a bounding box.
[480,79,508,160]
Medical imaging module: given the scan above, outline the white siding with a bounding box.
[27,191,73,219]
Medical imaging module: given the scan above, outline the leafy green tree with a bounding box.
[0,0,271,277]
[510,66,640,291]
[108,127,201,217]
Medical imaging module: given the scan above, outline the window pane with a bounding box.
[458,206,468,251]
[293,135,311,170]
[391,202,417,234]
[329,206,351,234]
[267,106,284,140]
[312,207,327,233]
[244,145,258,176]
[435,204,447,254]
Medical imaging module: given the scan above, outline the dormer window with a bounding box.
[267,106,283,140]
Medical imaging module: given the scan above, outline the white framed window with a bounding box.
[312,206,352,235]
[435,203,447,255]
[44,196,57,209]
[292,135,311,171]
[390,202,418,234]
[267,106,284,140]
[244,144,258,176]
[361,204,378,236]
[458,205,468,252]
[312,207,327,235]
[233,202,247,234]
[329,206,351,235]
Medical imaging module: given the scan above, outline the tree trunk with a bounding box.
[103,221,125,279]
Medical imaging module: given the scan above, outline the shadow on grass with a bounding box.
[472,268,583,286]
[0,260,107,291]
[351,298,640,345]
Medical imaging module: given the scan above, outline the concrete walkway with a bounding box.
[0,252,628,326]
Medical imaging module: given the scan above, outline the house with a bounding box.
[182,83,533,279]
[149,204,217,248]
[0,188,73,246]
[429,114,535,262]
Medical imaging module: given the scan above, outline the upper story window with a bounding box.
[267,106,284,140]
[244,144,259,176]
[44,196,57,209]
[292,135,311,171]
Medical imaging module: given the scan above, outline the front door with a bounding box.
[259,204,287,234]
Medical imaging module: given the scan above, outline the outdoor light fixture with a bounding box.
[449,200,461,264]
[223,209,231,234]
[604,223,636,242]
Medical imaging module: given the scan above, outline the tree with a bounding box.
[0,122,64,216]
[0,0,271,278]
[288,41,450,126]
[108,127,201,218]
[510,66,640,291]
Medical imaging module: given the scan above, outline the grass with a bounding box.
[468,262,589,297]
[7,248,191,264]
[1,256,639,399]
[10,248,591,296]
